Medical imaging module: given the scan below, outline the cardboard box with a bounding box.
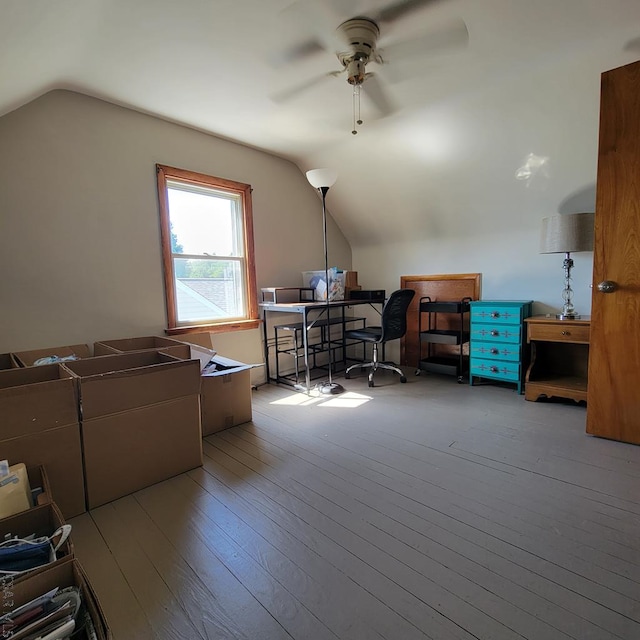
[0,353,19,370]
[0,465,53,518]
[0,502,73,574]
[9,557,112,639]
[63,352,203,509]
[344,271,359,289]
[27,465,53,506]
[172,333,253,435]
[93,335,191,359]
[201,355,253,435]
[0,365,86,519]
[12,343,91,367]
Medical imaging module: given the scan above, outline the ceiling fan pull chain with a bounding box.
[352,84,359,135]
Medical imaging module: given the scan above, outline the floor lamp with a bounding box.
[540,212,594,319]
[306,168,345,395]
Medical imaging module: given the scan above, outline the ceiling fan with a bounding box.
[270,0,469,134]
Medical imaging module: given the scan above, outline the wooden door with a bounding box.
[586,60,640,444]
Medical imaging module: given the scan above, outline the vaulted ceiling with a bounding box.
[3,0,640,246]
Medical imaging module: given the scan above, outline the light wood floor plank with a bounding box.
[72,375,640,640]
[249,388,640,596]
[204,439,534,640]
[90,502,203,640]
[227,425,637,639]
[69,512,156,640]
[137,473,339,640]
[199,441,474,640]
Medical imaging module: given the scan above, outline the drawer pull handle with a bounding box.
[490,330,499,336]
[490,312,500,318]
[490,366,499,373]
[561,331,570,336]
[490,348,499,355]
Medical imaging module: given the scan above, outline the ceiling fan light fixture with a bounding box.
[271,0,468,135]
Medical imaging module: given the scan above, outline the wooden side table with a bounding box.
[524,315,590,403]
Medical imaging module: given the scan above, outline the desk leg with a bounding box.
[302,309,311,392]
[263,310,271,383]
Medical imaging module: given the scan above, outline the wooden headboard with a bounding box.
[400,273,482,367]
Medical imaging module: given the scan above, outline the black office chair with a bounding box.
[344,288,416,387]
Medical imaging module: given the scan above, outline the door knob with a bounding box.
[597,280,617,293]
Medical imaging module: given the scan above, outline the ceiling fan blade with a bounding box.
[380,18,468,61]
[270,71,341,104]
[623,35,640,52]
[375,0,444,24]
[268,39,326,68]
[362,73,396,117]
[270,0,342,67]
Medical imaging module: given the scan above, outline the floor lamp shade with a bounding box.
[540,212,594,320]
[306,169,338,189]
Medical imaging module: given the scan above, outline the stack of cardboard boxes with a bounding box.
[0,333,254,635]
[0,334,253,513]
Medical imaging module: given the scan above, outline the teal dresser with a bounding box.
[469,300,533,394]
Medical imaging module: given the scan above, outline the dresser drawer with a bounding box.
[527,323,590,344]
[470,325,521,344]
[471,343,520,362]
[470,358,520,382]
[470,306,524,325]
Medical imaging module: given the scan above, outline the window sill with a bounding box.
[166,319,261,336]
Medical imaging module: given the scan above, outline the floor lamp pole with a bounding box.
[305,168,344,396]
[318,186,344,395]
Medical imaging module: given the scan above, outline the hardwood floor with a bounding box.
[71,372,640,640]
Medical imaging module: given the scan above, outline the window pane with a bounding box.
[167,185,242,257]
[173,258,245,323]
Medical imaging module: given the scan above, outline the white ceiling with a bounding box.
[3,0,640,245]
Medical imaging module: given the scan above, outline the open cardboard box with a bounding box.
[0,352,19,370]
[93,335,190,359]
[9,557,112,639]
[12,343,91,367]
[173,332,253,435]
[62,352,202,509]
[26,465,53,507]
[0,501,73,576]
[2,465,54,517]
[0,365,85,518]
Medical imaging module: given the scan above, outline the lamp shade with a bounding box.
[540,212,594,254]
[306,168,338,189]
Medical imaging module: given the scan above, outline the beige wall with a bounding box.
[0,90,351,382]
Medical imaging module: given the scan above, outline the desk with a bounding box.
[524,315,590,403]
[261,299,382,391]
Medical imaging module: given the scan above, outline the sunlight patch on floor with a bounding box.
[270,390,373,408]
[270,392,324,406]
[317,391,372,408]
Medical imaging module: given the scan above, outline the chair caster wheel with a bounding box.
[415,369,421,376]
[400,376,407,383]
[457,376,464,384]
[368,380,374,387]
[345,372,351,379]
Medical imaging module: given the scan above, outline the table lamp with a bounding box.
[540,212,594,319]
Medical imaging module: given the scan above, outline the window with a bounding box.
[156,165,258,333]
